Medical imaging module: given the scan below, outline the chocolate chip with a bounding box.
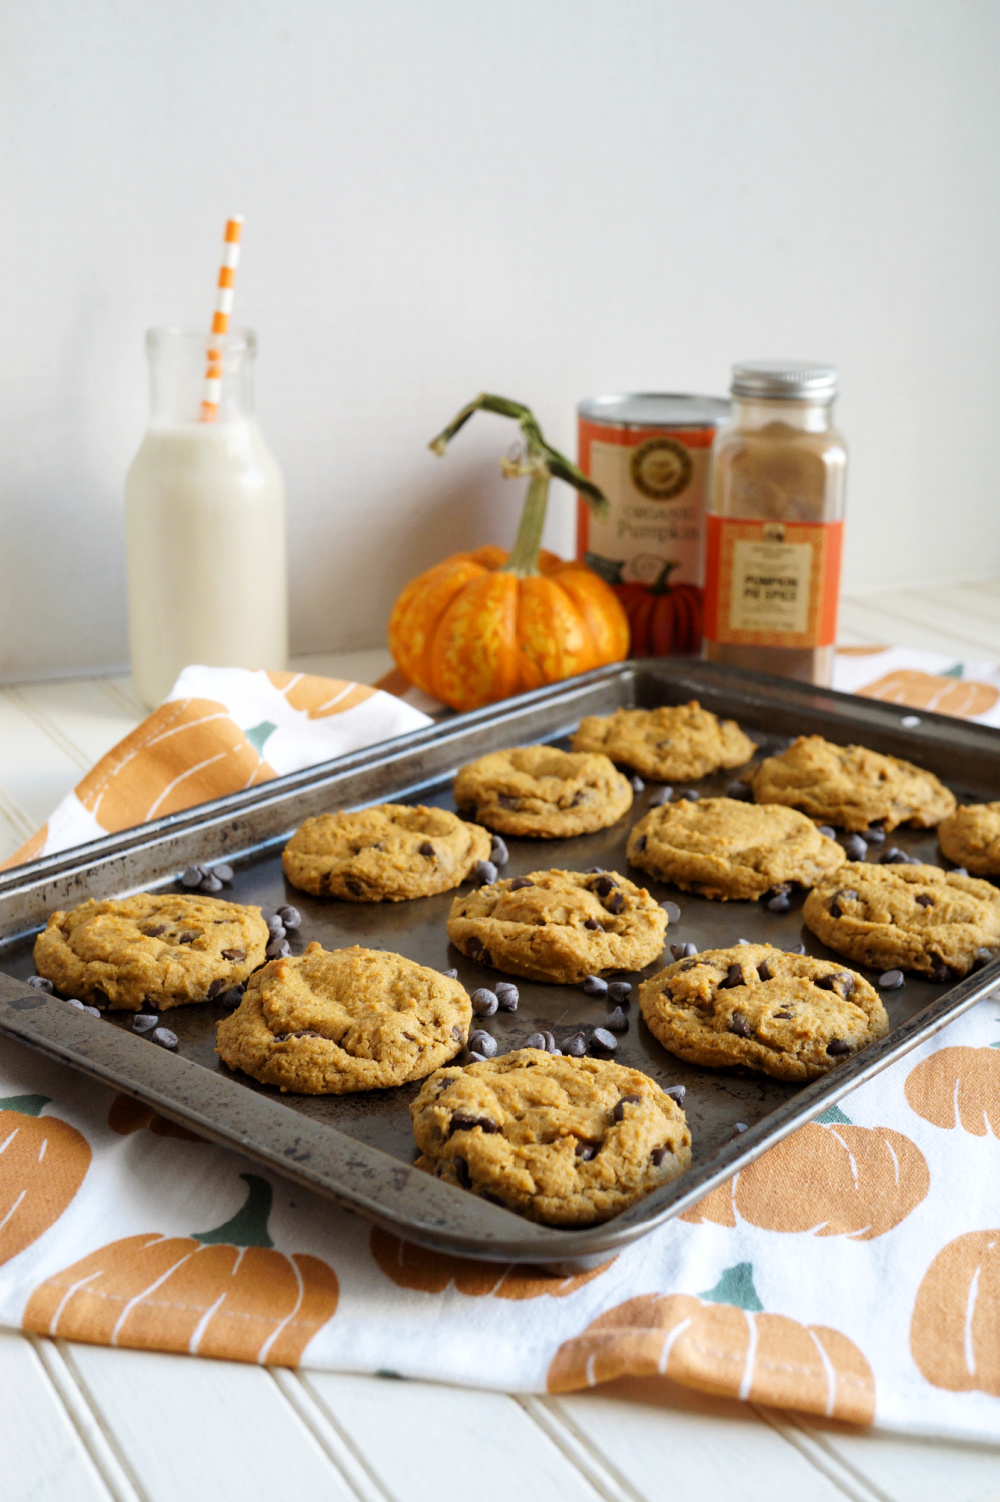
[583,917,603,930]
[679,789,700,802]
[758,960,772,981]
[608,981,632,1003]
[613,1093,641,1121]
[817,971,855,996]
[635,834,648,852]
[773,1009,792,1019]
[221,948,246,962]
[650,1146,669,1165]
[206,978,226,999]
[843,833,868,860]
[181,865,204,888]
[509,877,534,891]
[133,1013,158,1033]
[972,948,996,971]
[454,1156,471,1188]
[929,963,953,984]
[345,879,364,895]
[829,889,858,918]
[678,958,698,972]
[213,863,234,884]
[65,998,85,1009]
[728,1011,752,1038]
[266,939,291,959]
[591,1027,617,1052]
[817,825,837,839]
[827,1039,851,1056]
[81,1004,101,1017]
[718,963,744,990]
[630,774,645,792]
[670,941,698,961]
[218,987,244,1007]
[951,866,969,878]
[200,874,224,894]
[915,893,935,907]
[26,976,54,993]
[442,968,459,979]
[649,786,674,806]
[726,781,753,802]
[498,795,520,810]
[277,905,301,929]
[575,1141,598,1160]
[451,1025,464,1040]
[178,932,198,945]
[495,982,519,1011]
[786,942,806,955]
[583,975,608,997]
[467,936,484,957]
[472,988,498,1016]
[152,1027,179,1050]
[586,866,605,875]
[480,950,492,966]
[564,1033,586,1057]
[767,892,791,913]
[880,847,907,864]
[664,1084,686,1107]
[524,1032,547,1050]
[662,901,682,923]
[604,890,625,914]
[606,1006,629,1033]
[267,915,286,938]
[732,1122,748,1136]
[591,875,619,896]
[468,1030,497,1058]
[878,969,905,989]
[473,860,498,886]
[540,1030,557,1053]
[418,841,435,857]
[737,938,751,945]
[490,836,509,867]
[143,925,168,937]
[867,824,886,844]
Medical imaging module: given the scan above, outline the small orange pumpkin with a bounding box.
[370,1226,610,1299]
[911,1230,1000,1394]
[0,1094,91,1266]
[23,1173,339,1365]
[905,1046,1000,1137]
[547,1283,875,1423]
[681,1113,929,1241]
[388,395,629,712]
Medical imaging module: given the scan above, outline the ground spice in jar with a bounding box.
[703,361,847,687]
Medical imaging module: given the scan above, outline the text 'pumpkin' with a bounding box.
[370,1226,610,1299]
[905,1046,1000,1137]
[23,1173,338,1366]
[681,1117,928,1241]
[911,1230,1000,1395]
[0,1095,90,1267]
[547,1290,875,1423]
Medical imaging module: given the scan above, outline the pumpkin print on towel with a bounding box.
[266,671,376,720]
[856,669,999,719]
[23,1173,339,1365]
[370,1227,611,1299]
[911,1231,1000,1396]
[107,1093,203,1142]
[0,1094,90,1266]
[905,1046,1000,1137]
[74,697,274,834]
[680,1108,928,1241]
[547,1262,875,1423]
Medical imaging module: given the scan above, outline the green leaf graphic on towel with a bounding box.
[244,720,278,754]
[192,1172,275,1248]
[942,663,964,678]
[700,1262,764,1312]
[816,1104,852,1125]
[0,1093,50,1116]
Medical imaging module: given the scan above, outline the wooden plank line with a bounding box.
[838,597,1000,658]
[3,684,95,772]
[518,1395,647,1502]
[0,781,36,841]
[294,1373,400,1502]
[96,676,146,721]
[753,1407,890,1502]
[31,1336,148,1502]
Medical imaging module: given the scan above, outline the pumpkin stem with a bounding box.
[0,1094,50,1117]
[816,1104,852,1125]
[503,472,550,578]
[652,560,679,594]
[699,1262,764,1312]
[192,1172,275,1248]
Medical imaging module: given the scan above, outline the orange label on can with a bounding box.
[703,516,843,648]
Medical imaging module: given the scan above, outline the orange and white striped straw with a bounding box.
[199,215,243,422]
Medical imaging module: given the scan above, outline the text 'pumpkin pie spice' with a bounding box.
[33,893,269,1012]
[938,801,1000,877]
[446,869,668,985]
[281,803,491,901]
[453,746,632,838]
[410,1050,691,1226]
[216,942,472,1094]
[750,734,956,832]
[639,943,888,1082]
[571,701,756,782]
[803,863,1000,979]
[627,795,845,900]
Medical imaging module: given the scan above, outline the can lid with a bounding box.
[730,360,838,401]
[577,392,730,429]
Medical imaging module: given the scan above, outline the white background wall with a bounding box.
[2,0,999,679]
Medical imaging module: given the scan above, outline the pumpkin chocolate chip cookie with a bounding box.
[803,863,1000,978]
[446,869,667,984]
[216,942,471,1093]
[750,735,956,832]
[627,796,845,900]
[282,804,491,901]
[453,746,632,838]
[639,943,888,1082]
[571,701,756,782]
[410,1050,691,1226]
[33,893,268,1012]
[939,802,1000,876]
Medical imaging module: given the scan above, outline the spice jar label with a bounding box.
[703,516,843,647]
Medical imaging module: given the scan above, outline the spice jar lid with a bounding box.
[730,360,838,401]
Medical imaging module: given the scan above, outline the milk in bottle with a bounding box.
[125,327,287,708]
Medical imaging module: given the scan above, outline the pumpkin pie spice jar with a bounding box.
[576,394,730,656]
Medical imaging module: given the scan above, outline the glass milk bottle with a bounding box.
[125,327,288,708]
[702,361,847,687]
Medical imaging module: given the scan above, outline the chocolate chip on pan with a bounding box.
[200,874,224,894]
[489,836,509,868]
[878,969,905,989]
[277,905,301,929]
[471,988,499,1016]
[180,865,204,888]
[670,941,697,960]
[662,901,682,924]
[25,976,54,993]
[843,833,868,860]
[152,1028,178,1050]
[590,1027,617,1053]
[132,1013,158,1033]
[649,786,674,806]
[564,1033,586,1057]
[267,915,286,939]
[473,860,498,886]
[583,975,609,998]
[441,968,459,979]
[630,775,645,792]
[468,1031,498,1058]
[767,891,791,913]
[817,825,837,839]
[606,1006,629,1033]
[726,781,752,802]
[495,982,519,1011]
[607,981,632,1002]
[664,1084,686,1107]
[523,1032,547,1050]
[213,864,234,884]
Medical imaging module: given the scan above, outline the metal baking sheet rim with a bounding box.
[1,658,999,1270]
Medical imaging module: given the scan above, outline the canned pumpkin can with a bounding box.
[577,393,729,657]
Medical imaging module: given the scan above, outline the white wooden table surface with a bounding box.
[3,587,1000,1502]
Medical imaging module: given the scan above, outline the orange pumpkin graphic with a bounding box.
[905,1046,1000,1137]
[911,1230,1000,1394]
[680,1114,928,1240]
[74,697,274,834]
[23,1173,338,1365]
[857,670,999,719]
[107,1093,203,1142]
[0,1094,91,1266]
[547,1279,875,1423]
[266,671,376,720]
[370,1226,610,1299]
